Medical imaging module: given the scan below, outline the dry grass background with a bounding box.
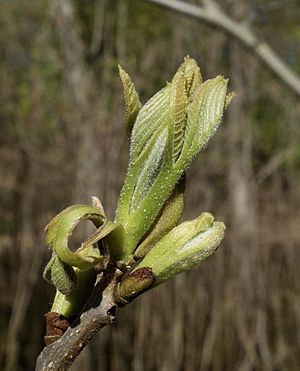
[0,0,300,370]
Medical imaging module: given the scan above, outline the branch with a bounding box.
[255,149,294,185]
[35,272,118,371]
[146,0,300,98]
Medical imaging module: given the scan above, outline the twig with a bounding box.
[146,0,300,98]
[35,271,119,371]
[255,150,292,185]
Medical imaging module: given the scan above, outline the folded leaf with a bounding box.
[93,221,127,262]
[180,76,228,164]
[171,70,188,163]
[45,205,106,269]
[119,65,142,137]
[134,212,225,286]
[50,267,97,318]
[48,254,77,295]
[177,56,202,97]
[134,174,185,260]
[130,85,172,164]
[116,57,228,257]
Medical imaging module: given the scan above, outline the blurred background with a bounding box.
[1,0,300,370]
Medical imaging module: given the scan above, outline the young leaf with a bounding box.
[116,57,228,257]
[130,127,169,211]
[177,56,202,97]
[50,267,97,318]
[45,205,106,269]
[134,174,185,260]
[49,254,77,295]
[134,212,225,286]
[179,76,228,166]
[93,221,127,262]
[130,85,172,164]
[119,65,142,137]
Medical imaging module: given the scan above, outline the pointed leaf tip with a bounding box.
[177,56,202,97]
[180,75,228,162]
[119,65,142,137]
[225,91,236,109]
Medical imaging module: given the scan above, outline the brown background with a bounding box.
[1,0,300,370]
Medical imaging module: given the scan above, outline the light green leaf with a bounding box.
[45,205,106,269]
[171,71,188,163]
[130,127,169,210]
[116,58,228,257]
[134,174,185,260]
[177,56,202,97]
[48,254,77,295]
[130,85,172,163]
[135,212,225,286]
[94,221,127,262]
[119,65,142,137]
[180,76,228,164]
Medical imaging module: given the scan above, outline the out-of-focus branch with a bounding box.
[146,0,300,98]
[255,149,294,185]
[90,0,106,56]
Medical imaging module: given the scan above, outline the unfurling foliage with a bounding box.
[116,57,228,254]
[42,57,230,341]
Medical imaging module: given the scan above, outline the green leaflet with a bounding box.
[45,204,127,269]
[180,76,228,164]
[43,254,55,283]
[44,202,128,318]
[43,254,77,295]
[119,65,142,137]
[170,57,202,162]
[45,205,106,269]
[116,57,228,256]
[99,221,127,262]
[134,212,225,286]
[118,267,155,303]
[171,70,188,163]
[177,56,202,97]
[134,174,185,260]
[130,127,169,210]
[130,85,172,163]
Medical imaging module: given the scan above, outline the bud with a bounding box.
[133,212,225,286]
[117,267,155,303]
[116,57,228,256]
[179,75,228,163]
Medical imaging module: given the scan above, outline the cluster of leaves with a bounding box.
[43,57,230,322]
